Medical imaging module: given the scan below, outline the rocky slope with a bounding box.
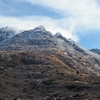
[0,26,100,100]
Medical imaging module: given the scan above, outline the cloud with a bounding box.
[0,0,100,43]
[19,0,100,29]
[0,15,79,42]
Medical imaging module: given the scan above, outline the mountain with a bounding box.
[0,26,100,100]
[0,26,97,55]
[90,49,100,55]
[3,26,56,46]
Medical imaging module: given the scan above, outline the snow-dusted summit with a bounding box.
[0,26,57,48]
[0,27,16,45]
[0,25,99,57]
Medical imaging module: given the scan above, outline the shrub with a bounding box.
[43,79,55,85]
[92,80,100,84]
[65,83,90,91]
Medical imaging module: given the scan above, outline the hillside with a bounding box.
[0,26,100,100]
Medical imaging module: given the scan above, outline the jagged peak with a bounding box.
[55,32,62,38]
[33,25,45,31]
[0,26,19,33]
[90,49,100,54]
[0,26,13,31]
[55,32,77,45]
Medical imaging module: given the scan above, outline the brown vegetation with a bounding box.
[0,49,100,100]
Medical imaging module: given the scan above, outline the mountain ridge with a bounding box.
[0,26,100,100]
[0,26,97,55]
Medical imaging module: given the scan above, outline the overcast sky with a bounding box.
[0,0,100,49]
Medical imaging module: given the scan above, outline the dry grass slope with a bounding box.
[0,50,100,100]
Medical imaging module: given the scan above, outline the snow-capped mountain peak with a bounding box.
[33,25,45,31]
[0,25,99,58]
